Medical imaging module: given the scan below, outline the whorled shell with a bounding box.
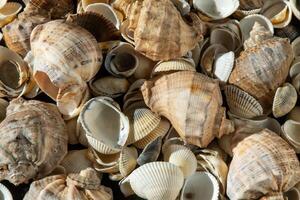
[0,98,68,185]
[24,168,113,200]
[227,129,300,200]
[0,2,22,28]
[137,136,162,166]
[141,71,234,148]
[272,83,297,118]
[281,120,300,153]
[29,20,102,119]
[0,183,12,200]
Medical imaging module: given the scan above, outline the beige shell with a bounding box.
[119,146,138,177]
[171,0,190,16]
[214,51,235,83]
[287,106,300,122]
[81,0,109,11]
[224,84,264,119]
[272,83,297,118]
[24,168,113,200]
[123,162,184,200]
[292,36,300,58]
[30,20,102,119]
[281,120,300,153]
[0,183,13,200]
[0,0,7,9]
[227,129,300,200]
[79,97,129,155]
[65,117,81,145]
[141,71,234,148]
[292,73,300,94]
[0,2,22,28]
[289,59,300,78]
[0,98,68,185]
[0,98,8,122]
[137,136,162,166]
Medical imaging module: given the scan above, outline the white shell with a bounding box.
[213,51,235,82]
[281,120,300,153]
[0,183,13,200]
[119,146,138,177]
[290,0,300,21]
[0,0,7,9]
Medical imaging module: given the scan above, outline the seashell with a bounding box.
[193,0,239,20]
[289,59,300,78]
[191,42,201,67]
[239,0,265,11]
[30,20,102,119]
[224,84,264,119]
[79,97,129,155]
[24,168,113,200]
[0,98,68,185]
[210,28,236,52]
[0,98,8,122]
[171,0,190,16]
[284,185,300,200]
[0,183,13,200]
[132,0,205,61]
[120,19,135,45]
[272,83,297,118]
[180,172,219,200]
[119,146,138,177]
[60,149,94,174]
[227,129,300,200]
[287,106,300,122]
[239,14,274,42]
[86,3,121,29]
[137,136,162,166]
[281,120,300,153]
[66,12,120,43]
[234,7,262,19]
[109,173,123,181]
[290,0,300,21]
[292,36,300,58]
[88,76,130,98]
[292,73,300,94]
[275,24,300,42]
[123,162,184,200]
[66,117,80,145]
[0,2,22,28]
[81,0,109,11]
[0,0,6,9]
[142,71,234,147]
[213,51,235,82]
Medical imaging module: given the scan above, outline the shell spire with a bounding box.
[244,22,273,49]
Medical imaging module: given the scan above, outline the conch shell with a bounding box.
[227,129,300,200]
[141,71,234,148]
[0,98,68,185]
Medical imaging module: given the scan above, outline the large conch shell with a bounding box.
[141,71,234,147]
[24,168,113,200]
[0,98,68,185]
[29,20,102,119]
[227,129,300,200]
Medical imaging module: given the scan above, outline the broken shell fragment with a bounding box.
[137,136,162,166]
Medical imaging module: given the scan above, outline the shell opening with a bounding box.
[0,60,20,89]
[284,188,300,200]
[34,71,58,100]
[111,52,137,72]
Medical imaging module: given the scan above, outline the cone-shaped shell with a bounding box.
[141,71,234,147]
[124,162,184,200]
[0,98,68,185]
[132,0,205,61]
[227,129,300,200]
[30,20,102,119]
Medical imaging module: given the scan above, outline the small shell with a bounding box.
[292,36,300,58]
[213,51,235,83]
[0,2,22,28]
[0,183,13,200]
[124,162,184,200]
[137,136,162,166]
[289,59,300,78]
[272,83,297,118]
[290,0,300,21]
[287,106,300,122]
[224,85,263,119]
[180,172,219,200]
[119,146,138,177]
[281,120,300,153]
[0,98,8,122]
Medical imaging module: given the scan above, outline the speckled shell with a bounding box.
[141,71,234,147]
[24,168,113,200]
[227,129,300,200]
[229,37,294,112]
[30,20,102,119]
[131,0,205,61]
[0,98,68,185]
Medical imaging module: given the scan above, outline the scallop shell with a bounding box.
[142,71,234,147]
[60,149,93,174]
[290,0,300,21]
[30,20,102,119]
[213,51,235,82]
[0,183,13,200]
[181,172,219,200]
[281,120,300,153]
[292,36,300,58]
[227,129,300,200]
[119,146,138,177]
[79,97,129,155]
[137,136,162,166]
[224,84,264,119]
[0,2,22,28]
[244,21,273,49]
[0,98,68,185]
[272,83,297,118]
[123,162,184,200]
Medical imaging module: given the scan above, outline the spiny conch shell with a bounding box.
[24,168,113,200]
[180,172,220,200]
[60,149,94,174]
[193,0,239,20]
[30,20,102,119]
[229,25,294,112]
[0,98,8,122]
[79,97,129,155]
[272,83,297,118]
[0,98,68,185]
[122,162,184,200]
[142,71,234,148]
[137,136,162,166]
[287,107,300,122]
[81,0,109,11]
[281,120,300,153]
[195,149,228,196]
[213,51,235,83]
[86,3,121,29]
[119,146,138,177]
[0,46,38,99]
[227,129,300,200]
[132,0,205,61]
[171,0,190,16]
[0,183,13,200]
[292,37,300,58]
[0,2,22,28]
[290,0,300,21]
[224,84,264,119]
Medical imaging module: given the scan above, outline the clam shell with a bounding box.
[292,36,300,58]
[0,2,22,28]
[224,85,263,119]
[275,24,300,42]
[213,51,235,83]
[89,148,119,167]
[289,59,300,78]
[287,106,300,122]
[180,172,219,200]
[119,146,138,177]
[81,0,109,11]
[60,149,93,174]
[290,0,300,21]
[210,28,236,52]
[0,183,13,200]
[124,162,184,200]
[137,136,162,166]
[234,7,261,19]
[281,120,300,153]
[80,97,129,154]
[272,83,297,118]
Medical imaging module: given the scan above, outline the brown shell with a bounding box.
[229,37,294,111]
[0,98,68,185]
[227,129,300,200]
[141,71,234,147]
